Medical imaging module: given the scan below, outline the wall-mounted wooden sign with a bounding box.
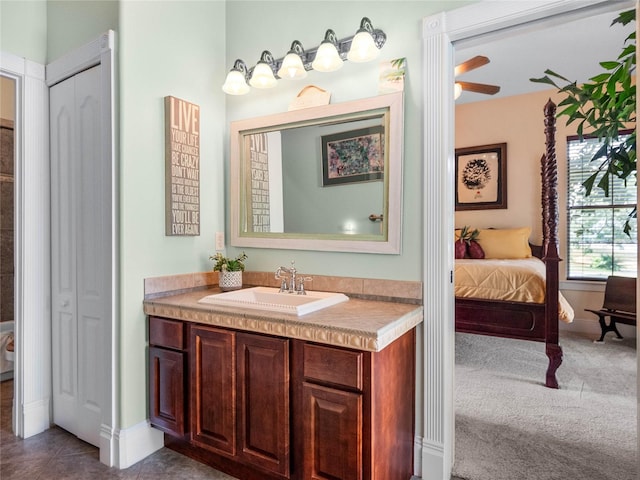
[165,96,200,236]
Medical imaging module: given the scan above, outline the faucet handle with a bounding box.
[297,276,313,295]
[279,278,288,293]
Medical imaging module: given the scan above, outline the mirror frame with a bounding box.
[230,91,404,254]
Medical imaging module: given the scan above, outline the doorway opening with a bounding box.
[0,75,16,416]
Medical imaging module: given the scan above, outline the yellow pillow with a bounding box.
[475,227,532,259]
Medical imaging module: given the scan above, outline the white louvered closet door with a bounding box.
[50,64,109,447]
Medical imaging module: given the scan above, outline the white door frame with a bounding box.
[419,1,633,479]
[45,30,118,467]
[0,51,50,440]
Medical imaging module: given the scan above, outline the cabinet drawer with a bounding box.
[149,316,185,350]
[303,343,363,391]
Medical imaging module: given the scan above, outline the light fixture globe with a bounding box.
[249,63,277,88]
[347,30,379,62]
[278,53,307,79]
[312,29,343,72]
[249,51,277,88]
[222,60,250,95]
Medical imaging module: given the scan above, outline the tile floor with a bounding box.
[1,380,438,479]
[0,380,238,479]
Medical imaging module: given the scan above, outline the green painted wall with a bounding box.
[47,0,118,62]
[0,0,47,64]
[119,0,227,427]
[224,1,471,280]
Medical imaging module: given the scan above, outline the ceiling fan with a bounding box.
[454,55,501,99]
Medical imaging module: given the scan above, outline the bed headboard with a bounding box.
[530,243,543,259]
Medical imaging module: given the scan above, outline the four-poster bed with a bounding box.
[454,100,572,389]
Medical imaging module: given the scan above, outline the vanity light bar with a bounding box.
[222,17,386,95]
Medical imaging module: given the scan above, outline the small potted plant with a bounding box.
[210,251,247,291]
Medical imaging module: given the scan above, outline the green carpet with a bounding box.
[453,330,637,480]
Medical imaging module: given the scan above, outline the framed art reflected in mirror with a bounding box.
[455,142,507,211]
[321,126,384,186]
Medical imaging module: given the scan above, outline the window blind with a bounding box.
[566,133,637,280]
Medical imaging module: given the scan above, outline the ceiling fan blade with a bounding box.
[457,81,500,95]
[454,55,490,76]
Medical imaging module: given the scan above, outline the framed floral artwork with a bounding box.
[321,126,384,186]
[455,143,507,211]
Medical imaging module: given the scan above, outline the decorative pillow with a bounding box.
[467,240,485,259]
[475,227,532,259]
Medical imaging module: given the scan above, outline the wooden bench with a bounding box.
[585,275,636,343]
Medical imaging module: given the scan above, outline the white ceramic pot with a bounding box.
[219,270,243,291]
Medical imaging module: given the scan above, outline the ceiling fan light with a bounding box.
[347,30,379,62]
[454,82,463,100]
[222,69,250,95]
[277,52,307,79]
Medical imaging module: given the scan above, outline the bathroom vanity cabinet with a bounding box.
[148,313,416,480]
[148,316,187,438]
[190,324,290,478]
[292,330,415,480]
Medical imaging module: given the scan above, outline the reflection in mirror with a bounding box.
[230,92,404,254]
[244,116,384,236]
[0,76,15,328]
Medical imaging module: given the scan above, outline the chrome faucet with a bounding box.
[275,261,311,294]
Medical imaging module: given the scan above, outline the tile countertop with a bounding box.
[143,287,423,352]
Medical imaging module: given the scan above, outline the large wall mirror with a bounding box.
[230,91,404,254]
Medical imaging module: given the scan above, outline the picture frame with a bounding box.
[321,126,384,186]
[455,143,507,211]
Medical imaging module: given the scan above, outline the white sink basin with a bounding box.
[198,286,349,316]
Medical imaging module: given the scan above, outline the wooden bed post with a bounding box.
[542,99,562,389]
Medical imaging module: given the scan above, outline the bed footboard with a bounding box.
[455,298,546,341]
[455,297,562,388]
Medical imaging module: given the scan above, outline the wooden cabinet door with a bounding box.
[190,326,236,455]
[236,333,290,478]
[149,346,186,437]
[301,382,362,480]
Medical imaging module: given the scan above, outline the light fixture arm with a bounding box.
[358,17,386,49]
[288,40,306,58]
[323,29,339,47]
[231,59,249,81]
[258,50,276,71]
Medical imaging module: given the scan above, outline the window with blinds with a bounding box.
[566,132,637,280]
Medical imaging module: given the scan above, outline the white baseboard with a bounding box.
[22,397,51,438]
[416,436,445,480]
[107,420,164,469]
[414,435,424,477]
[99,423,116,466]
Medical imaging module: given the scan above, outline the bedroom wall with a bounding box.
[455,88,636,338]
